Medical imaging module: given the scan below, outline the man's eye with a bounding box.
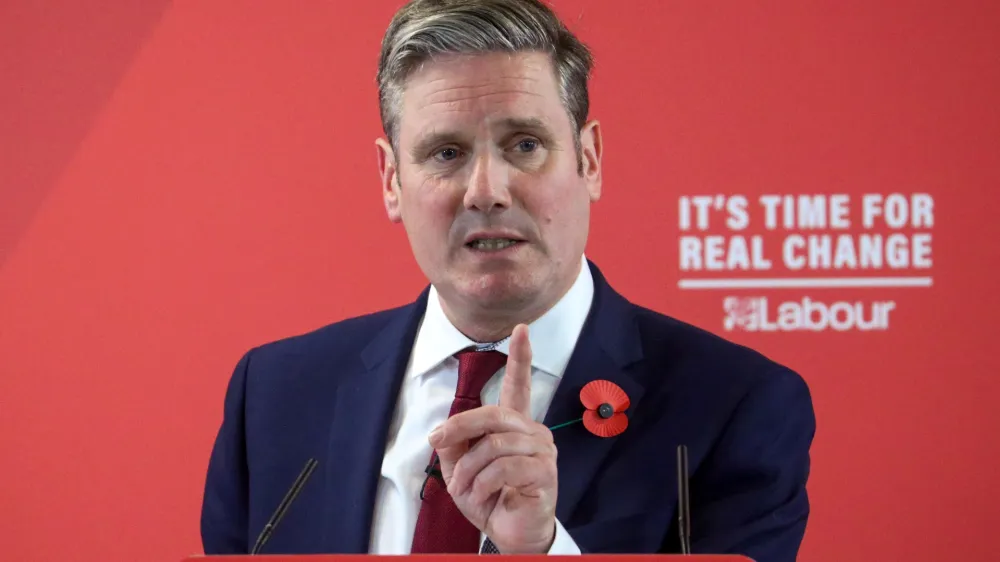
[434,147,461,161]
[515,138,538,152]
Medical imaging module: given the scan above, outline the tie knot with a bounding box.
[454,349,506,400]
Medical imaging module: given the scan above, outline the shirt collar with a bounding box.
[407,254,594,379]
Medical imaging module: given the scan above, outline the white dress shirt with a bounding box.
[368,255,594,554]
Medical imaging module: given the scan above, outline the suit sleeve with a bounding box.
[687,367,816,562]
[200,350,253,554]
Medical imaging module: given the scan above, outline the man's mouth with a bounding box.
[465,238,522,251]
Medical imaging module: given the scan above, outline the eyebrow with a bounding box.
[496,117,550,134]
[408,117,554,160]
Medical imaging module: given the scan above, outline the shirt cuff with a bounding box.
[546,518,582,555]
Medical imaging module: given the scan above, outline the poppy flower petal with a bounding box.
[612,392,630,412]
[582,410,601,435]
[583,411,629,438]
[580,379,629,411]
[579,381,604,410]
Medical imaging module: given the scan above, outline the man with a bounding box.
[200,0,815,559]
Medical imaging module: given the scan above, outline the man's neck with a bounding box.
[439,301,545,343]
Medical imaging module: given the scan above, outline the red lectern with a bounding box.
[181,554,753,562]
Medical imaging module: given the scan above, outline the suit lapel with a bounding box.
[543,262,646,523]
[323,291,428,553]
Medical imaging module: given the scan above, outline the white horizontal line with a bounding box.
[677,277,933,289]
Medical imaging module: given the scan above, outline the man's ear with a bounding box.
[579,120,603,202]
[375,137,402,223]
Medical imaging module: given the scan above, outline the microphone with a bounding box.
[250,458,318,555]
[677,445,692,555]
[420,452,443,500]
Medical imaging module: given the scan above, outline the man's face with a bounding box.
[376,51,602,324]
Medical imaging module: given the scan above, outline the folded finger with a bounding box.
[430,405,536,449]
[469,456,555,505]
[433,440,470,485]
[449,432,555,496]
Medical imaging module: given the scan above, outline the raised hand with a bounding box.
[429,324,558,554]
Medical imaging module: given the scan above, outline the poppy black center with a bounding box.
[598,403,614,419]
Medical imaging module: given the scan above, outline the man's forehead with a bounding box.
[398,52,563,132]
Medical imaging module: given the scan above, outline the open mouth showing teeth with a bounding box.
[467,238,521,251]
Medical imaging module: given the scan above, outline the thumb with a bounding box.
[430,431,468,487]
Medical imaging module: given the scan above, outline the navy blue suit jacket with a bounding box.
[201,261,815,560]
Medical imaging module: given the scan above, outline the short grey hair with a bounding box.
[376,0,594,166]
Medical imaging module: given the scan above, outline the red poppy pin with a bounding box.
[579,379,630,437]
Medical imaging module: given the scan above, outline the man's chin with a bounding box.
[453,272,538,309]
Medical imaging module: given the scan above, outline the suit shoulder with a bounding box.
[243,301,416,369]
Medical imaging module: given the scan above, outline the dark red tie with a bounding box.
[410,349,507,553]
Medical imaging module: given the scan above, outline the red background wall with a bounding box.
[2,1,998,560]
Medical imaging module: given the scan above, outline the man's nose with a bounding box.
[463,151,512,213]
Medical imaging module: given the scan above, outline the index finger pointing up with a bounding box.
[500,323,532,417]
